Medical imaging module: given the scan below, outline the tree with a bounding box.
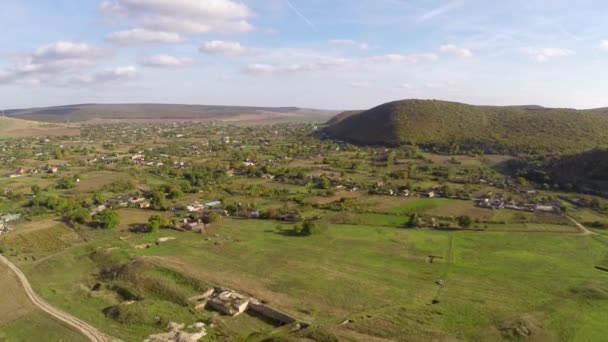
[457,215,472,229]
[31,185,42,195]
[57,177,76,189]
[66,207,91,225]
[98,210,120,229]
[150,190,170,211]
[202,212,220,224]
[148,214,169,233]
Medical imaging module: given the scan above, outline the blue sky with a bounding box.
[1,0,608,110]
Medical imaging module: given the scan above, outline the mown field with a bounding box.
[3,213,608,341]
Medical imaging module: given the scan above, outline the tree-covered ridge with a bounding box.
[325,99,608,154]
[545,149,608,195]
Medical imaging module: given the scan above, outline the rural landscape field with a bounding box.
[1,104,608,341]
[3,1,608,341]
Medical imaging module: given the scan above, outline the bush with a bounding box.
[98,210,120,229]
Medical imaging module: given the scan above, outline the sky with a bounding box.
[1,0,608,110]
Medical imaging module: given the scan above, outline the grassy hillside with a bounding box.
[325,99,608,154]
[0,116,79,138]
[6,104,336,123]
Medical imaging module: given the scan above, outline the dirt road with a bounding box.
[566,216,598,236]
[0,254,111,342]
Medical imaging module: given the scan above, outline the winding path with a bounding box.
[0,254,111,342]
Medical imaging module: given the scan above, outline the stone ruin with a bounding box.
[190,287,301,327]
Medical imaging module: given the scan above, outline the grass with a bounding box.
[3,208,608,341]
[386,198,451,214]
[0,263,87,341]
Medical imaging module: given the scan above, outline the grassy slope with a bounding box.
[0,117,79,138]
[325,99,608,153]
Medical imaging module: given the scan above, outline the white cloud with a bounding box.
[106,28,184,44]
[440,44,473,58]
[200,40,247,56]
[141,55,194,68]
[244,52,437,76]
[600,40,608,51]
[0,41,111,86]
[71,66,137,85]
[329,39,369,50]
[366,53,439,64]
[99,0,253,35]
[32,41,110,61]
[524,47,574,62]
[419,0,463,22]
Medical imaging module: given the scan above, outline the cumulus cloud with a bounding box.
[70,66,137,85]
[141,55,193,68]
[525,47,574,62]
[0,41,112,86]
[106,28,184,44]
[440,44,473,58]
[99,0,253,36]
[200,40,248,56]
[600,40,608,51]
[329,39,369,50]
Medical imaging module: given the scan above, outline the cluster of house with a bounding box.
[113,195,151,209]
[475,197,561,214]
[89,195,151,216]
[0,222,11,235]
[0,213,21,235]
[8,166,58,178]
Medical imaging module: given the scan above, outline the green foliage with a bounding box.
[98,210,120,229]
[150,190,170,211]
[65,207,91,225]
[326,99,608,154]
[148,214,170,233]
[457,215,473,228]
[56,177,76,189]
[291,220,323,236]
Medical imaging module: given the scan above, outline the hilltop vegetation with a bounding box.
[325,99,608,154]
[511,149,608,196]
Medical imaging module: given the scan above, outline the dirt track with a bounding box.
[0,254,112,342]
[566,216,599,236]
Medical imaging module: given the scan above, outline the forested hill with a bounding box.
[546,149,608,194]
[324,99,608,154]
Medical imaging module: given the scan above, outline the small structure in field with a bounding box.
[191,287,300,327]
[207,290,250,316]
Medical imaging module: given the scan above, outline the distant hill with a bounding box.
[6,103,337,123]
[324,99,608,154]
[0,116,79,138]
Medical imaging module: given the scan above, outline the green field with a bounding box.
[4,214,607,341]
[0,263,87,342]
